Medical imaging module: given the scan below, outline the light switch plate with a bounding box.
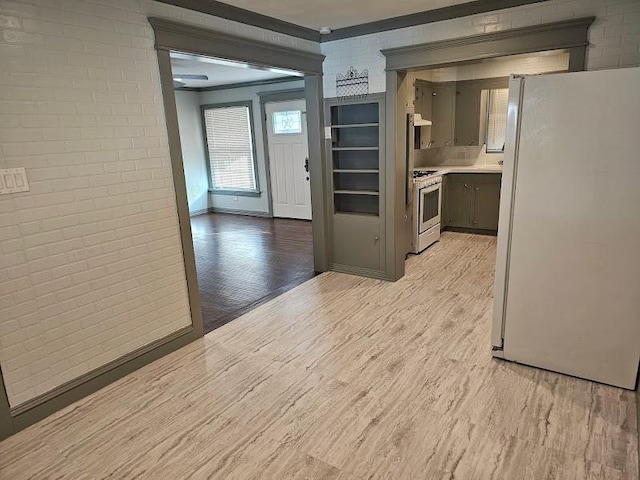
[0,167,30,195]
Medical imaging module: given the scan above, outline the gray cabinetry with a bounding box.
[454,83,481,146]
[325,94,386,278]
[444,173,501,232]
[431,84,456,147]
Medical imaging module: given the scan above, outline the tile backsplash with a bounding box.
[415,146,504,168]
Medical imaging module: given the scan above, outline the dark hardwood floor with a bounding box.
[190,212,315,333]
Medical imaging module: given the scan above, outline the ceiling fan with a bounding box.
[172,74,209,88]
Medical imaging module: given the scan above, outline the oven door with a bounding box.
[419,183,441,234]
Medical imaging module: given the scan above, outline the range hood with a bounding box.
[413,114,432,126]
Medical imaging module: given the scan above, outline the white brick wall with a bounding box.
[321,0,640,97]
[0,0,316,408]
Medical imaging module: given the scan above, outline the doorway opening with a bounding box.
[170,51,316,333]
[401,50,571,260]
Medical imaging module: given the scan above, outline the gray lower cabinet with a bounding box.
[326,94,386,278]
[332,214,381,272]
[443,173,502,232]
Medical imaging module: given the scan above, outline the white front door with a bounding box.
[265,100,312,220]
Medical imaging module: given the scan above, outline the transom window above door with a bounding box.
[202,102,259,195]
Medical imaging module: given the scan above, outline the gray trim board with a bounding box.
[148,17,325,75]
[304,75,330,272]
[190,207,212,217]
[258,88,307,219]
[200,100,262,196]
[10,327,199,432]
[0,366,13,440]
[155,0,320,42]
[381,17,595,71]
[178,77,301,93]
[208,207,271,217]
[257,89,306,101]
[386,71,406,281]
[157,0,551,43]
[324,0,548,41]
[156,48,205,340]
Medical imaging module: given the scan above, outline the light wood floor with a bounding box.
[0,232,637,479]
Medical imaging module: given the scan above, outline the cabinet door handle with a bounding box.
[374,236,379,243]
[464,183,470,189]
[475,187,480,191]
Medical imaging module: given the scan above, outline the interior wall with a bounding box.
[198,79,305,215]
[0,0,315,409]
[174,90,209,214]
[321,0,640,97]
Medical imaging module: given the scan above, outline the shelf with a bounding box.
[334,190,379,196]
[332,147,379,151]
[333,169,379,174]
[331,123,379,129]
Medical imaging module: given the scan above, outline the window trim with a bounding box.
[200,100,261,197]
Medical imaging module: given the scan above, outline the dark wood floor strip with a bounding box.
[190,213,315,333]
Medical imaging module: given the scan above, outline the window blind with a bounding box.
[486,88,509,152]
[203,105,257,191]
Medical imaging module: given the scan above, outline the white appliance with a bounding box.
[411,170,442,254]
[492,68,640,389]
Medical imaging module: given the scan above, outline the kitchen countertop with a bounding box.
[415,165,503,175]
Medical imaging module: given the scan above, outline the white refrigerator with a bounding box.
[492,67,640,390]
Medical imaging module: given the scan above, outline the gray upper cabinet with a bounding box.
[431,84,456,147]
[325,94,386,278]
[413,77,509,150]
[454,83,481,146]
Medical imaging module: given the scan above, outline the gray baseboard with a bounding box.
[190,207,272,218]
[206,207,272,218]
[189,207,212,217]
[2,326,199,439]
[330,263,390,281]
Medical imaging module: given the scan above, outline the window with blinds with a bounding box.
[202,103,258,193]
[485,88,509,153]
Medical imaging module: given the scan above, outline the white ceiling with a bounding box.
[218,0,477,30]
[170,52,301,88]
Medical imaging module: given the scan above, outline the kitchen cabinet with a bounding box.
[325,94,386,278]
[454,83,481,146]
[443,173,501,232]
[414,80,433,120]
[431,84,456,147]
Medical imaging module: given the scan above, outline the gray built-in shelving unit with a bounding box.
[325,94,386,278]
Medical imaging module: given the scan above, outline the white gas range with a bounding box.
[410,169,443,254]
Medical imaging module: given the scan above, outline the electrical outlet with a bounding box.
[0,167,30,195]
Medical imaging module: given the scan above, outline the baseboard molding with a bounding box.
[330,263,390,281]
[5,326,199,437]
[208,207,272,218]
[442,226,498,236]
[189,207,211,217]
